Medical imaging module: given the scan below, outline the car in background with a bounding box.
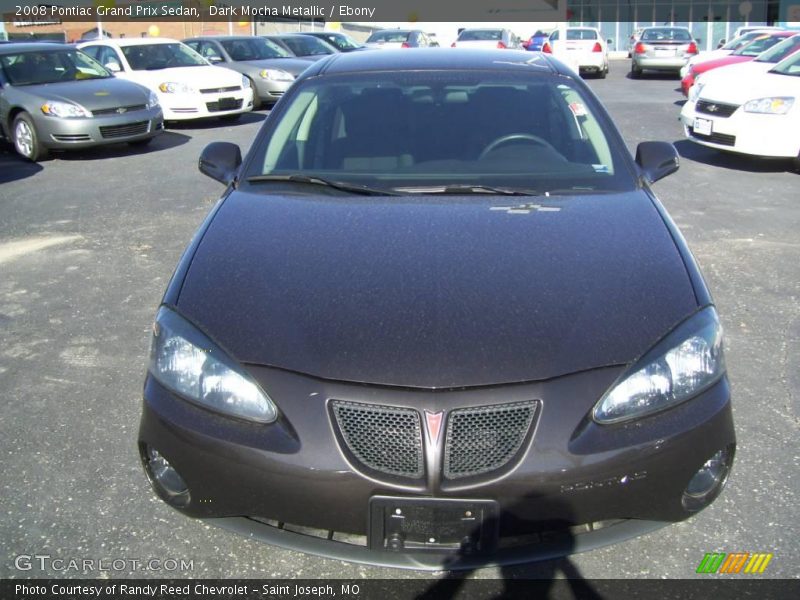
[631,26,698,78]
[302,31,367,53]
[626,28,644,57]
[265,34,338,61]
[681,31,795,96]
[681,29,785,79]
[183,36,311,109]
[688,34,800,98]
[732,25,784,40]
[543,27,609,78]
[139,48,735,569]
[451,28,521,49]
[78,38,253,122]
[364,29,435,50]
[0,43,162,161]
[680,48,800,161]
[522,30,550,52]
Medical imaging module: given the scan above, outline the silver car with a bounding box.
[631,26,699,78]
[0,43,163,161]
[183,36,313,109]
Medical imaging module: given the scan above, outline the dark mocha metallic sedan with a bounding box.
[0,43,162,161]
[139,50,735,569]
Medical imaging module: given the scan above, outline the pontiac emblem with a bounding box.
[116,107,127,114]
[424,410,444,445]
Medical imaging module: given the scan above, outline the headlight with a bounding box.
[593,307,725,424]
[40,101,91,118]
[743,97,794,115]
[146,90,159,109]
[241,75,251,88]
[158,82,194,94]
[149,306,278,423]
[258,69,294,82]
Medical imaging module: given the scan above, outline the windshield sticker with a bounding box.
[569,102,588,117]
[592,164,611,173]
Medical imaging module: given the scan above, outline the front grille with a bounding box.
[331,401,423,479]
[206,98,243,112]
[689,128,736,147]
[92,104,146,116]
[696,100,739,118]
[200,85,241,94]
[99,121,149,139]
[444,402,537,480]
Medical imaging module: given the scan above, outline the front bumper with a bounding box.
[139,362,735,566]
[251,78,292,105]
[36,107,163,149]
[158,87,254,120]
[680,100,800,158]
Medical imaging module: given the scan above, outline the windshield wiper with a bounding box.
[245,174,399,196]
[395,184,540,196]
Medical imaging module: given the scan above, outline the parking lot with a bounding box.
[1,59,798,580]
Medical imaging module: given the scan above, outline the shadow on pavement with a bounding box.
[673,139,797,173]
[0,145,44,183]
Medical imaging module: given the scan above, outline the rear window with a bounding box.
[566,30,599,41]
[641,28,692,42]
[458,30,504,41]
[246,71,635,195]
[367,31,411,43]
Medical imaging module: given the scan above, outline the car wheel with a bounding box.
[219,114,242,123]
[597,65,607,79]
[12,113,48,161]
[631,63,642,79]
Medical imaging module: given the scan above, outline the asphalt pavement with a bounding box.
[0,60,798,580]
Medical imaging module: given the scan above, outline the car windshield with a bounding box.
[641,28,692,42]
[367,31,411,43]
[315,34,361,51]
[754,35,800,63]
[733,35,786,57]
[566,30,599,41]
[279,36,334,56]
[769,50,800,76]
[221,38,290,60]
[0,49,111,85]
[246,71,634,194]
[121,43,206,70]
[458,30,503,41]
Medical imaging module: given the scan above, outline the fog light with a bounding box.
[143,445,190,507]
[682,445,734,512]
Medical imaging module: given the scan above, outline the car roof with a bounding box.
[183,36,253,42]
[0,42,72,54]
[301,48,561,77]
[80,38,180,47]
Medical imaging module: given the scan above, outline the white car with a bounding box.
[451,28,520,50]
[544,27,609,78]
[680,30,783,78]
[78,38,253,121]
[680,50,800,159]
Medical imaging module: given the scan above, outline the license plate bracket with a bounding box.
[217,97,238,110]
[694,117,713,136]
[368,496,499,554]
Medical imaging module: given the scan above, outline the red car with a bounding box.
[681,31,794,95]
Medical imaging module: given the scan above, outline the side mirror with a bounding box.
[607,38,614,46]
[207,55,223,63]
[716,39,726,48]
[635,141,679,183]
[199,142,242,185]
[104,62,121,72]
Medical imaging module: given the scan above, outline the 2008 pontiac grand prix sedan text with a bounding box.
[138,50,735,569]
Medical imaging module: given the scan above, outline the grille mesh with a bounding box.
[696,100,739,118]
[444,402,537,480]
[99,121,149,139]
[689,128,736,147]
[331,401,423,479]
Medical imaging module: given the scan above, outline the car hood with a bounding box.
[124,65,242,88]
[237,57,313,77]
[13,78,150,110]
[696,60,776,88]
[694,55,750,73]
[699,69,800,103]
[176,190,697,388]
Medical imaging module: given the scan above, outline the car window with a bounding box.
[734,34,787,57]
[317,33,360,51]
[367,31,411,43]
[755,35,800,63]
[0,48,111,85]
[121,43,206,70]
[80,45,101,60]
[770,50,800,76]
[280,36,334,56]
[249,72,633,194]
[641,28,692,42]
[566,30,599,41]
[222,38,290,60]
[96,45,122,70]
[458,30,503,41]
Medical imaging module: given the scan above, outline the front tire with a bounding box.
[631,63,642,79]
[12,113,48,161]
